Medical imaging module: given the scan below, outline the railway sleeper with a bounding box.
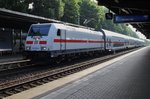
[36,80,44,85]
[42,78,50,83]
[29,82,38,87]
[22,84,31,89]
[4,89,15,95]
[14,87,23,92]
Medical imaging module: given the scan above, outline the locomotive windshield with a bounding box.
[28,24,51,36]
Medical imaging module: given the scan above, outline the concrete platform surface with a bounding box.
[5,46,150,99]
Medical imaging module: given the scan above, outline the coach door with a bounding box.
[60,29,66,51]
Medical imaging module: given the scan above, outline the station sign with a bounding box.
[114,15,150,23]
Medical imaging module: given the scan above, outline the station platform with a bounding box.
[0,54,23,63]
[5,46,150,99]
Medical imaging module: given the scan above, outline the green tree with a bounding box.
[62,0,80,24]
[29,0,65,19]
[55,0,65,20]
[0,0,30,12]
[80,0,104,29]
[0,0,140,39]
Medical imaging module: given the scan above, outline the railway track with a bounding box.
[0,48,140,98]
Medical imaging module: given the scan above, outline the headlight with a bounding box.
[25,46,31,50]
[41,46,47,51]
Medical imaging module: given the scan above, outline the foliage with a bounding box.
[61,0,80,24]
[29,0,65,19]
[0,0,29,12]
[0,0,141,38]
[144,39,150,46]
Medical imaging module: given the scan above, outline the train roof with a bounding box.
[102,29,144,42]
[32,23,103,35]
[102,29,127,38]
[30,23,144,42]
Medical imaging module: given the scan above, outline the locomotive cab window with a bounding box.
[57,29,61,36]
[28,24,50,36]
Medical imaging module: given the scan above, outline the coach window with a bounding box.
[109,39,111,46]
[57,29,61,36]
[107,38,109,47]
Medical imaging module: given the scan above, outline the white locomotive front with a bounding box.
[25,23,105,58]
[25,24,50,51]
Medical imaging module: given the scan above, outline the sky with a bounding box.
[91,0,98,3]
[28,2,33,9]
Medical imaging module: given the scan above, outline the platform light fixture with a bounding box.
[105,12,113,20]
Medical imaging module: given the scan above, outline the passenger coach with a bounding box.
[25,23,144,59]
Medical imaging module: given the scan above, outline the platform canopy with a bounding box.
[97,0,150,39]
[0,8,90,31]
[0,8,61,30]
